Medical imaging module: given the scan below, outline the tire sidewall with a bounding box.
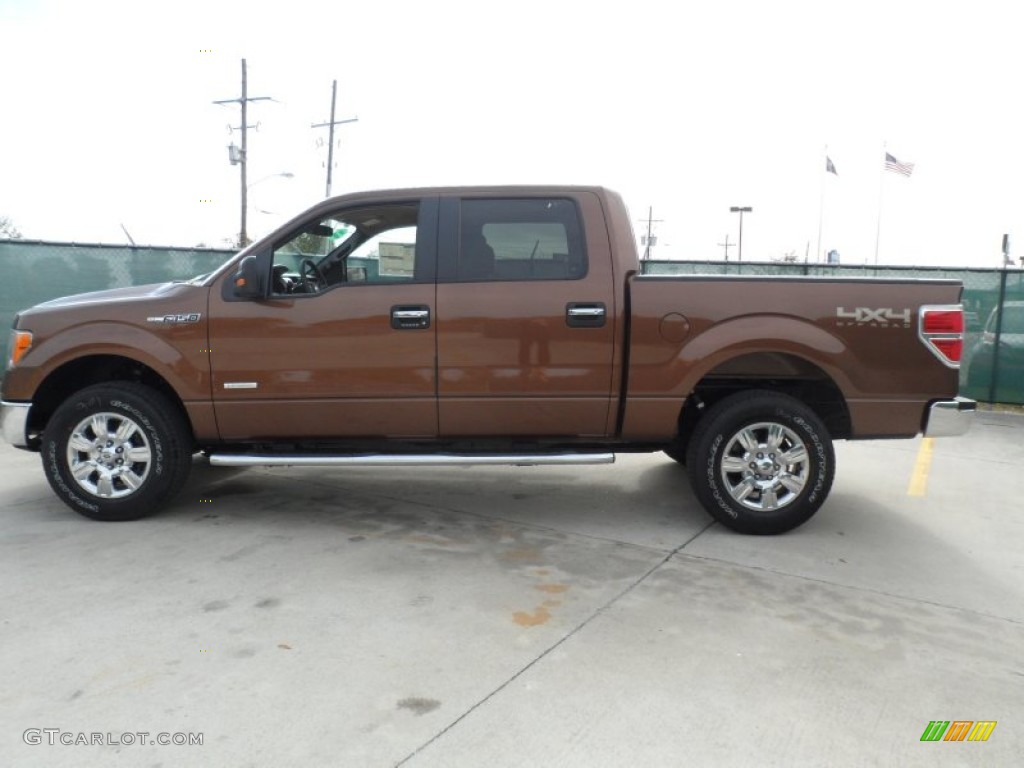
[693,396,833,534]
[42,386,178,520]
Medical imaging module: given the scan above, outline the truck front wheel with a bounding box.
[685,391,834,534]
[41,383,193,521]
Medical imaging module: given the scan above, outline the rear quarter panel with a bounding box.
[624,275,962,439]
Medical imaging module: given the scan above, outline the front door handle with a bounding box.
[566,302,606,328]
[391,305,431,330]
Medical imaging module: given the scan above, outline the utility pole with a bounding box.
[214,59,273,248]
[716,234,734,261]
[312,80,358,198]
[637,207,664,260]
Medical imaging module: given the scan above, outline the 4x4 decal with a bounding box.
[836,307,911,328]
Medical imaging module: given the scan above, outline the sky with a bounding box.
[1,0,1022,268]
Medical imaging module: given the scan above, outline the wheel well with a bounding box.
[29,355,192,439]
[673,352,851,451]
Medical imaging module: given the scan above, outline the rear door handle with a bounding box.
[391,305,431,330]
[566,302,606,328]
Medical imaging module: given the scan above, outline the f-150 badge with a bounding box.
[146,312,202,325]
[836,307,911,328]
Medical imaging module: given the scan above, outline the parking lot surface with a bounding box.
[1,412,1022,767]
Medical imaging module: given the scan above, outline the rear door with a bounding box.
[435,191,617,437]
[208,197,439,440]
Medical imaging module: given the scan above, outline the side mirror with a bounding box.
[231,256,263,299]
[305,223,334,237]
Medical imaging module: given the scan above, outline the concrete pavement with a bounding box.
[1,412,1021,766]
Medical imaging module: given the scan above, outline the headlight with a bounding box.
[8,330,33,367]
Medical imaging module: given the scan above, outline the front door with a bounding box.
[208,198,438,441]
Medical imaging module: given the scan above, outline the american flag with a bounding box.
[885,152,914,177]
[826,156,838,176]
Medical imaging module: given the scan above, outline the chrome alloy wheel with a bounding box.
[719,421,808,511]
[65,412,153,499]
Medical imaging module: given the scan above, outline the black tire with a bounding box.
[41,382,193,521]
[663,445,687,466]
[685,390,834,535]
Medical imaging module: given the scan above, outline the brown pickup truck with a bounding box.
[1,186,974,534]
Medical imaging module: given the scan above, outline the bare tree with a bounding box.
[770,250,799,263]
[0,215,22,239]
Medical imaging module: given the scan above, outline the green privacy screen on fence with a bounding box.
[1,241,1021,404]
[0,239,233,367]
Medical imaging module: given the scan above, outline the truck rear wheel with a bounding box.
[685,391,834,534]
[41,383,193,521]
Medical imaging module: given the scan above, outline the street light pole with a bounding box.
[248,171,295,188]
[245,172,294,235]
[730,206,753,261]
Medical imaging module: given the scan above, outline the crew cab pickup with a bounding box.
[1,186,975,533]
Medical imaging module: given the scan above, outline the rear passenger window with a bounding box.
[458,198,586,281]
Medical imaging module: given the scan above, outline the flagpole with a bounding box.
[874,141,886,265]
[816,145,826,263]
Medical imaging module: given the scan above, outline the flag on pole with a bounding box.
[884,152,914,177]
[825,156,838,176]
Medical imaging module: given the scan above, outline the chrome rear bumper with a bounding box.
[0,401,31,448]
[924,397,976,437]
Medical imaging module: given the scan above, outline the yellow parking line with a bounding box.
[907,438,935,497]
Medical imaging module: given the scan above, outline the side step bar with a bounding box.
[207,452,616,468]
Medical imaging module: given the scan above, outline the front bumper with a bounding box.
[924,396,976,437]
[1,400,31,448]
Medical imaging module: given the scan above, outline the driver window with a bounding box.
[271,203,420,295]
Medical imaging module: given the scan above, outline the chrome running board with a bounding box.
[207,452,616,468]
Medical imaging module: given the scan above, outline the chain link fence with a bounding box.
[0,240,233,367]
[2,242,1021,404]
